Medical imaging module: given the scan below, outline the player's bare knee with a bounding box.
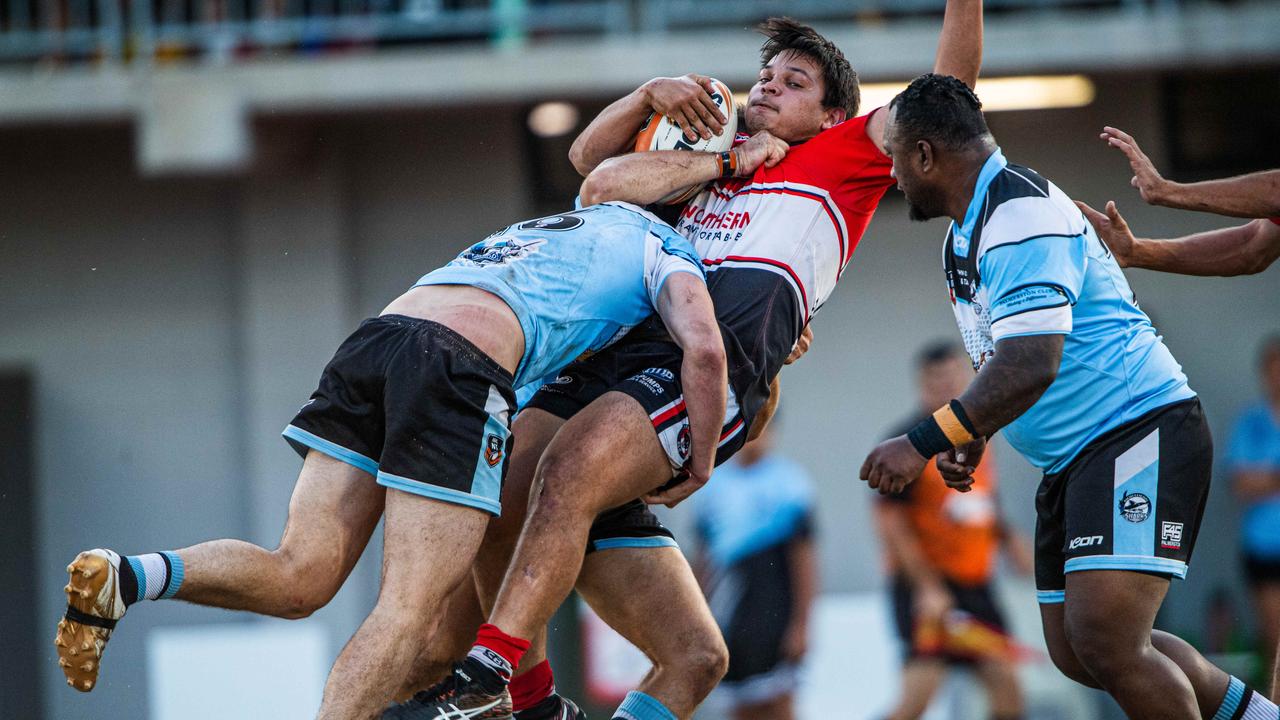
[267,547,345,619]
[1045,641,1097,687]
[684,633,730,692]
[531,451,594,517]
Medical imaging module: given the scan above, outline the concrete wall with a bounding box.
[1,74,1275,717]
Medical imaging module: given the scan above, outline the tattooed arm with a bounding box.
[861,334,1062,495]
[957,334,1063,435]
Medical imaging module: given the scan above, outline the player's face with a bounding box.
[919,356,973,410]
[884,105,947,222]
[745,51,842,142]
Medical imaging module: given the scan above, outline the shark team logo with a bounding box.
[1118,492,1151,523]
[461,237,546,266]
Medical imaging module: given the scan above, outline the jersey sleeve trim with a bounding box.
[991,283,1074,322]
[981,232,1085,255]
[991,304,1072,342]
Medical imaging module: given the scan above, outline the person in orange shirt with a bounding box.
[875,341,1034,720]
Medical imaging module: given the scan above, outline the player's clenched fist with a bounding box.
[733,130,790,177]
[859,435,929,495]
[642,74,728,142]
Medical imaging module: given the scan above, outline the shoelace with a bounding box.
[406,666,463,707]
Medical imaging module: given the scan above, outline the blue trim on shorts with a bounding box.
[376,471,502,516]
[282,425,379,476]
[592,537,680,551]
[1036,590,1066,604]
[1064,555,1188,578]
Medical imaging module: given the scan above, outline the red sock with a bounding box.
[471,623,532,679]
[509,660,555,711]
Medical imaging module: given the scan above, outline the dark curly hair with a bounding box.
[758,17,860,118]
[889,73,990,150]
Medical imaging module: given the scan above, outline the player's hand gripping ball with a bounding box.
[634,76,738,205]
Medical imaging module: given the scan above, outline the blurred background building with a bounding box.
[1,1,1278,718]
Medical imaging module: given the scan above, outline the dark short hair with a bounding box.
[759,17,859,118]
[916,339,964,369]
[890,73,990,150]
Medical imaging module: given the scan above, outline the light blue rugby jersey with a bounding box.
[944,149,1195,473]
[416,201,704,390]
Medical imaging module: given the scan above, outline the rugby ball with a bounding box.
[633,77,738,205]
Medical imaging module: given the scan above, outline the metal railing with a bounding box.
[0,0,1178,65]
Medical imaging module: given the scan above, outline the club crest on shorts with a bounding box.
[1118,491,1151,523]
[677,425,691,461]
[484,433,504,467]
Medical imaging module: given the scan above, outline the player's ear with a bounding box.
[821,106,847,130]
[917,140,935,172]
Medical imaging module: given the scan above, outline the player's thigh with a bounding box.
[1038,602,1098,687]
[379,488,491,610]
[890,660,947,720]
[475,408,567,609]
[1063,570,1168,665]
[577,546,725,667]
[278,450,385,572]
[536,391,674,514]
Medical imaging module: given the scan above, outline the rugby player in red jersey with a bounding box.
[386,3,987,719]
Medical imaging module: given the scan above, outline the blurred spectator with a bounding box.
[875,341,1032,720]
[1228,335,1280,692]
[692,419,816,720]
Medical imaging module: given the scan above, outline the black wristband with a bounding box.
[950,399,978,437]
[906,415,953,459]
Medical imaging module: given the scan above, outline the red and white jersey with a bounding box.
[670,110,895,424]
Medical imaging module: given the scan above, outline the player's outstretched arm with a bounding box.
[1078,199,1280,276]
[861,334,1062,495]
[932,0,983,89]
[867,0,982,149]
[1100,126,1280,218]
[645,272,727,508]
[579,130,788,207]
[569,75,728,177]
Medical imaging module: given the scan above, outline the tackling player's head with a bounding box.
[916,340,972,412]
[747,18,859,142]
[884,73,995,222]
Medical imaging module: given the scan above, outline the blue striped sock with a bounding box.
[1213,676,1247,720]
[613,691,676,720]
[124,552,185,602]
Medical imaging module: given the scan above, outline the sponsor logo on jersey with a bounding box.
[1069,535,1104,550]
[461,237,546,266]
[1118,491,1151,523]
[484,434,504,467]
[518,213,585,232]
[1160,521,1184,549]
[642,367,675,382]
[552,375,574,385]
